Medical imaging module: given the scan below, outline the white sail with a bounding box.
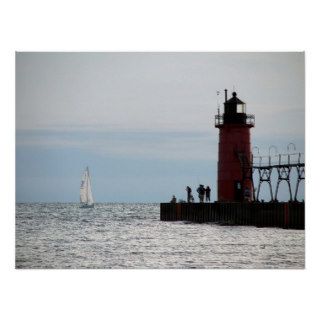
[80,171,87,203]
[80,167,94,207]
[86,168,94,205]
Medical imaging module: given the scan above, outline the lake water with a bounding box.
[16,203,305,269]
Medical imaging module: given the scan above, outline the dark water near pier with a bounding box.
[16,203,305,269]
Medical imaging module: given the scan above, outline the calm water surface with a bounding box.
[16,203,305,269]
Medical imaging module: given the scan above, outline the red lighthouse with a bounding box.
[215,90,255,202]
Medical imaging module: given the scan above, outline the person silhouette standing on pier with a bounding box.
[205,186,211,202]
[186,186,193,203]
[170,195,177,203]
[197,184,205,203]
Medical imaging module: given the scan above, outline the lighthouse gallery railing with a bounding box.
[215,114,255,126]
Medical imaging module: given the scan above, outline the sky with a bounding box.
[16,52,305,202]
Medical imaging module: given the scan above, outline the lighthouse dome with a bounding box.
[226,91,245,105]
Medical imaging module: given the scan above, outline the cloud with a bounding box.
[16,52,304,136]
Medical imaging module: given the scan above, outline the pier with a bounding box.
[160,90,305,229]
[160,202,304,230]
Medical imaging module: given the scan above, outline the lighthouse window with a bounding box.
[237,103,246,113]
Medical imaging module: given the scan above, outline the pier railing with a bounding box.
[252,152,305,167]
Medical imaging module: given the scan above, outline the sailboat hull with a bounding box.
[80,204,94,209]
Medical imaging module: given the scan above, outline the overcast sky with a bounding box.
[16,52,305,202]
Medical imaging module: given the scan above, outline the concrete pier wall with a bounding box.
[160,202,305,230]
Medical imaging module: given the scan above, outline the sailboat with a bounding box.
[80,166,94,208]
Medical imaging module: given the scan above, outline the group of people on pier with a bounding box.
[187,185,211,203]
[170,184,211,203]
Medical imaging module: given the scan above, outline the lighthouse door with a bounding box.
[234,181,243,201]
